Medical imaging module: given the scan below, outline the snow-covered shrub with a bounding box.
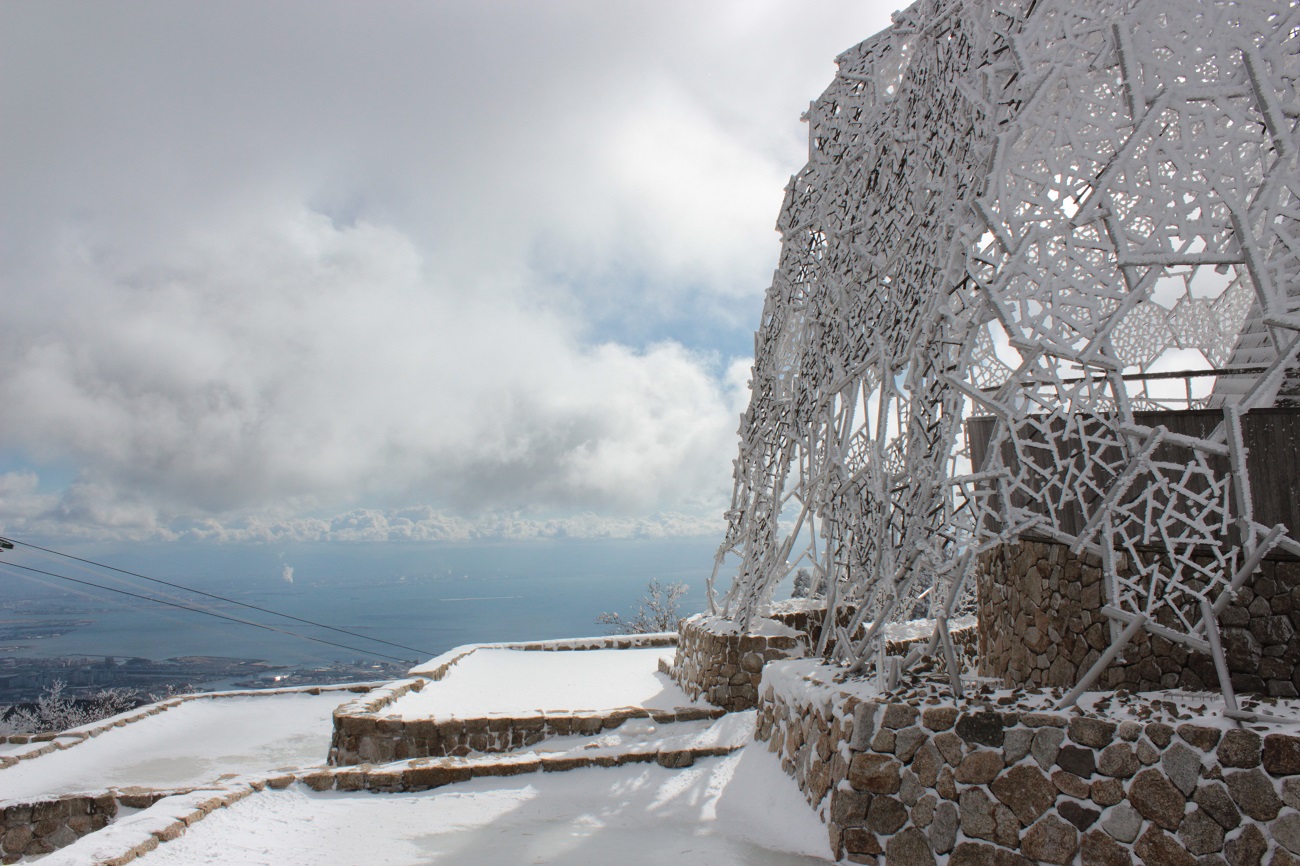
[2,680,138,735]
[596,579,689,634]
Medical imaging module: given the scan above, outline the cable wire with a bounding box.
[1,536,434,658]
[0,560,416,664]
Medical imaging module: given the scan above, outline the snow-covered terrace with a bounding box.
[382,646,692,716]
[5,639,837,865]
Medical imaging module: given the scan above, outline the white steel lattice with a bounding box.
[711,0,1300,697]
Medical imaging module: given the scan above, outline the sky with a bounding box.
[0,0,897,548]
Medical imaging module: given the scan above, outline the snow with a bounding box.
[509,709,755,760]
[762,656,1300,735]
[384,647,697,717]
[132,746,834,866]
[0,692,344,803]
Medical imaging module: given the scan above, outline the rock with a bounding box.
[900,769,924,806]
[1222,627,1262,672]
[990,763,1057,824]
[866,795,907,835]
[1059,799,1101,830]
[956,711,1005,747]
[958,787,997,841]
[1070,718,1118,749]
[955,749,1004,784]
[1178,808,1226,855]
[1274,847,1300,866]
[1194,782,1241,830]
[1004,727,1034,764]
[1224,823,1268,866]
[1273,813,1300,854]
[1164,743,1205,796]
[911,794,936,828]
[843,827,882,857]
[1098,743,1140,778]
[882,704,919,730]
[1147,723,1174,748]
[849,754,903,794]
[832,789,873,825]
[1022,814,1081,864]
[934,731,964,765]
[1135,826,1199,866]
[1284,777,1300,811]
[1091,777,1124,807]
[1129,768,1188,830]
[993,804,1021,847]
[1033,727,1065,770]
[912,742,943,787]
[936,766,957,801]
[1052,769,1091,798]
[1057,745,1096,778]
[948,841,1033,866]
[1250,614,1294,646]
[895,726,927,762]
[850,703,879,751]
[928,800,958,854]
[1117,721,1142,742]
[884,826,935,866]
[1137,738,1161,765]
[921,706,958,732]
[1179,724,1223,753]
[1264,734,1300,776]
[1225,768,1283,821]
[1081,828,1134,866]
[1217,730,1262,769]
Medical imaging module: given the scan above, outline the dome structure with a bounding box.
[710,0,1300,705]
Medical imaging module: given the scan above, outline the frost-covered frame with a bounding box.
[711,0,1300,712]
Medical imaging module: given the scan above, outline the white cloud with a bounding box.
[0,0,896,541]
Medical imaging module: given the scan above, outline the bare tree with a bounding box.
[3,681,137,735]
[596,579,689,634]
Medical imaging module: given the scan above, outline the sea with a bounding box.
[0,537,726,668]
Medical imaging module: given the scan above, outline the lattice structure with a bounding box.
[711,0,1300,711]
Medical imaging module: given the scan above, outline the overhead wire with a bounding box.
[5,562,348,669]
[0,558,417,664]
[1,536,435,658]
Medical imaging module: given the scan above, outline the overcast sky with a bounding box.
[0,1,895,545]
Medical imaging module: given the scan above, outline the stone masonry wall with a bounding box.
[0,795,117,863]
[670,616,804,712]
[329,705,724,766]
[977,538,1300,696]
[332,637,702,766]
[758,660,1300,865]
[671,612,979,714]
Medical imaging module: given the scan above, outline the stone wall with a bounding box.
[333,637,703,765]
[670,615,804,712]
[0,794,117,863]
[758,658,1300,865]
[671,612,980,713]
[977,537,1300,696]
[1,682,377,768]
[329,705,724,766]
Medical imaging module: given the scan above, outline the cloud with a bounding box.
[0,1,895,540]
[0,210,748,522]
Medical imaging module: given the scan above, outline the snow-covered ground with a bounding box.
[137,746,834,866]
[383,647,695,716]
[0,692,343,802]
